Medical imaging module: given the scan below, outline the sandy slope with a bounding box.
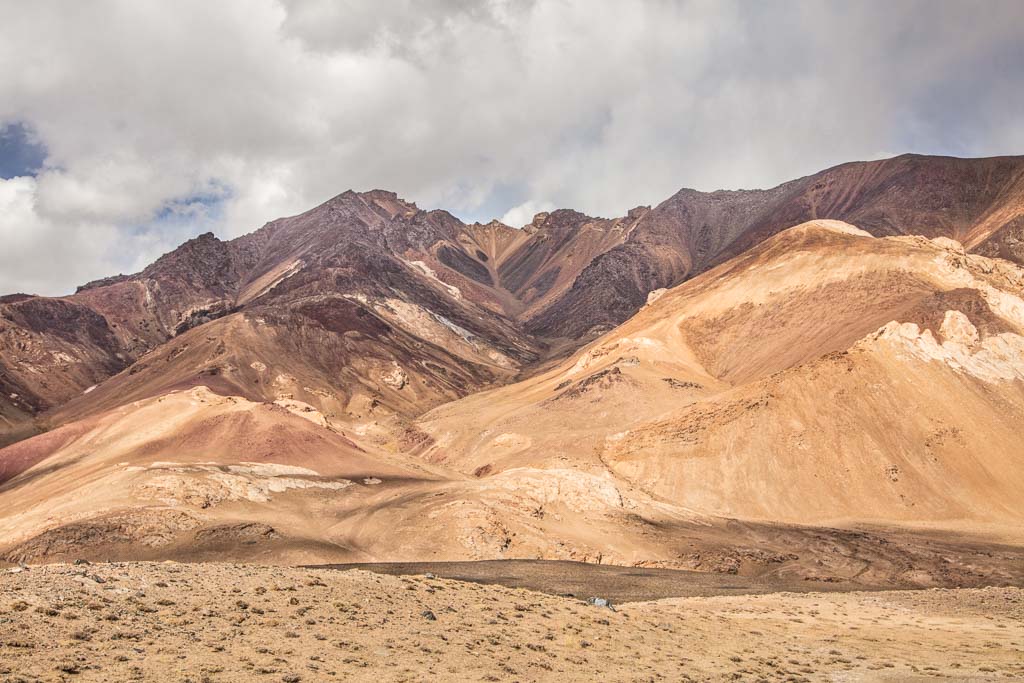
[419,221,1024,534]
[1,563,1023,682]
[0,387,448,565]
[4,384,1023,589]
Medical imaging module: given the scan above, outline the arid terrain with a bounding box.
[1,154,1024,680]
[2,562,1023,682]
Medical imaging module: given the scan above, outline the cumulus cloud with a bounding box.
[0,176,120,294]
[0,0,1022,294]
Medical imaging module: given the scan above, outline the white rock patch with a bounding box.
[866,311,1024,383]
[406,260,462,299]
[133,462,351,507]
[381,362,408,390]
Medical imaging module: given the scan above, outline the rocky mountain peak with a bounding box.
[142,231,231,281]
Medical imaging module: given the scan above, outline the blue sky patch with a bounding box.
[0,122,47,179]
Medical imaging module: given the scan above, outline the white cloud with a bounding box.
[0,0,1022,295]
[500,200,556,228]
[0,176,121,294]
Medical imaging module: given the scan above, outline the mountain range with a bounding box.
[2,153,1023,586]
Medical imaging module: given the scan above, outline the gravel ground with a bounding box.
[1,562,1022,682]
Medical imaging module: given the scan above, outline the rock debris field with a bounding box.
[1,563,1023,682]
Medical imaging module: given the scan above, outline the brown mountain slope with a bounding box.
[42,297,526,452]
[4,381,1024,588]
[0,191,543,445]
[0,386,450,564]
[0,295,128,445]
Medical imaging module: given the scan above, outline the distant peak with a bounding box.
[360,189,399,200]
[165,231,222,246]
[141,229,230,280]
[359,189,418,210]
[314,189,360,209]
[310,189,420,221]
[0,293,37,304]
[74,273,133,294]
[526,208,596,231]
[174,231,223,249]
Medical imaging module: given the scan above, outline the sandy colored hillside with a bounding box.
[5,383,1024,589]
[0,386,455,566]
[1,562,1023,682]
[419,221,1024,533]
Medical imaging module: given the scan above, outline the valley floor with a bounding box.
[1,563,1022,682]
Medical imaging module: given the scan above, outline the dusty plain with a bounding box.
[2,562,1024,683]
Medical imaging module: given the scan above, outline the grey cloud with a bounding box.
[278,0,499,54]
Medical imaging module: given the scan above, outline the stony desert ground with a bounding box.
[2,562,1023,682]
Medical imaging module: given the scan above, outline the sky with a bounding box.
[1,0,1023,296]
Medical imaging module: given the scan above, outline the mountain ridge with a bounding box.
[4,153,1024,448]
